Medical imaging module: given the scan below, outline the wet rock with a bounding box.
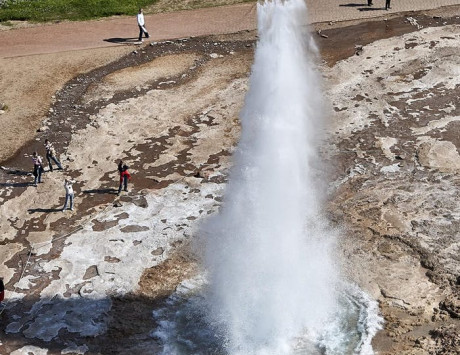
[120,225,150,233]
[429,324,460,353]
[439,296,460,318]
[131,195,148,208]
[83,265,99,280]
[151,247,164,256]
[92,219,118,231]
[62,344,89,355]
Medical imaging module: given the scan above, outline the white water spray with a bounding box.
[151,1,383,353]
[203,0,340,353]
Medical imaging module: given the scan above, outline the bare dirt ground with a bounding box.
[1,1,460,354]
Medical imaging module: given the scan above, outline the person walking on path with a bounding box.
[31,151,44,186]
[137,8,149,42]
[367,0,373,6]
[63,179,75,211]
[118,165,131,195]
[385,0,391,10]
[44,139,63,171]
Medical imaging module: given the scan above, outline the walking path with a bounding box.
[0,0,458,58]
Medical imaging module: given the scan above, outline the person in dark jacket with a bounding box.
[0,278,4,303]
[118,160,124,175]
[385,0,391,10]
[44,139,63,171]
[118,165,131,195]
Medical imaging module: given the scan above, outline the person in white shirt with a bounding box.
[137,8,150,42]
[63,179,75,211]
[31,151,44,186]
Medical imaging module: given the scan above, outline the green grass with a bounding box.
[0,0,159,22]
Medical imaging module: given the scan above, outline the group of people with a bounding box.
[367,0,391,10]
[31,139,132,211]
[31,139,63,186]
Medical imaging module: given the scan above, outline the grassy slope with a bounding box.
[0,0,255,22]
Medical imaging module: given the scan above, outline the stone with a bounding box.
[439,296,460,318]
[417,140,460,172]
[151,247,164,256]
[83,265,99,280]
[36,126,49,132]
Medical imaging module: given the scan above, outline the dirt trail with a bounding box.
[1,0,459,58]
[0,1,458,164]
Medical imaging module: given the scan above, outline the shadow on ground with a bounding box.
[28,207,62,214]
[0,182,31,188]
[359,7,386,11]
[103,37,141,44]
[83,188,118,195]
[0,294,165,354]
[339,3,369,7]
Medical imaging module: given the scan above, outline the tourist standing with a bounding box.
[44,139,63,171]
[63,179,75,211]
[137,8,149,42]
[31,151,44,186]
[0,278,4,303]
[118,165,131,195]
[118,160,124,175]
[367,0,373,6]
[385,0,391,10]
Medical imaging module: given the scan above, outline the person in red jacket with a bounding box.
[118,165,131,195]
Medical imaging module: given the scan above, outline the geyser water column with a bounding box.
[203,0,339,353]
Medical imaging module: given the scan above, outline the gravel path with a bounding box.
[1,0,459,58]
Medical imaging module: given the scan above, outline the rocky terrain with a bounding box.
[0,4,459,355]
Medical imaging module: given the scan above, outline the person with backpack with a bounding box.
[118,165,131,195]
[31,151,44,186]
[44,139,63,171]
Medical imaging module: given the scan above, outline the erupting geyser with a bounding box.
[152,0,383,353]
[203,0,339,353]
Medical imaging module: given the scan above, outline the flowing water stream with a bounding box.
[152,1,382,353]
